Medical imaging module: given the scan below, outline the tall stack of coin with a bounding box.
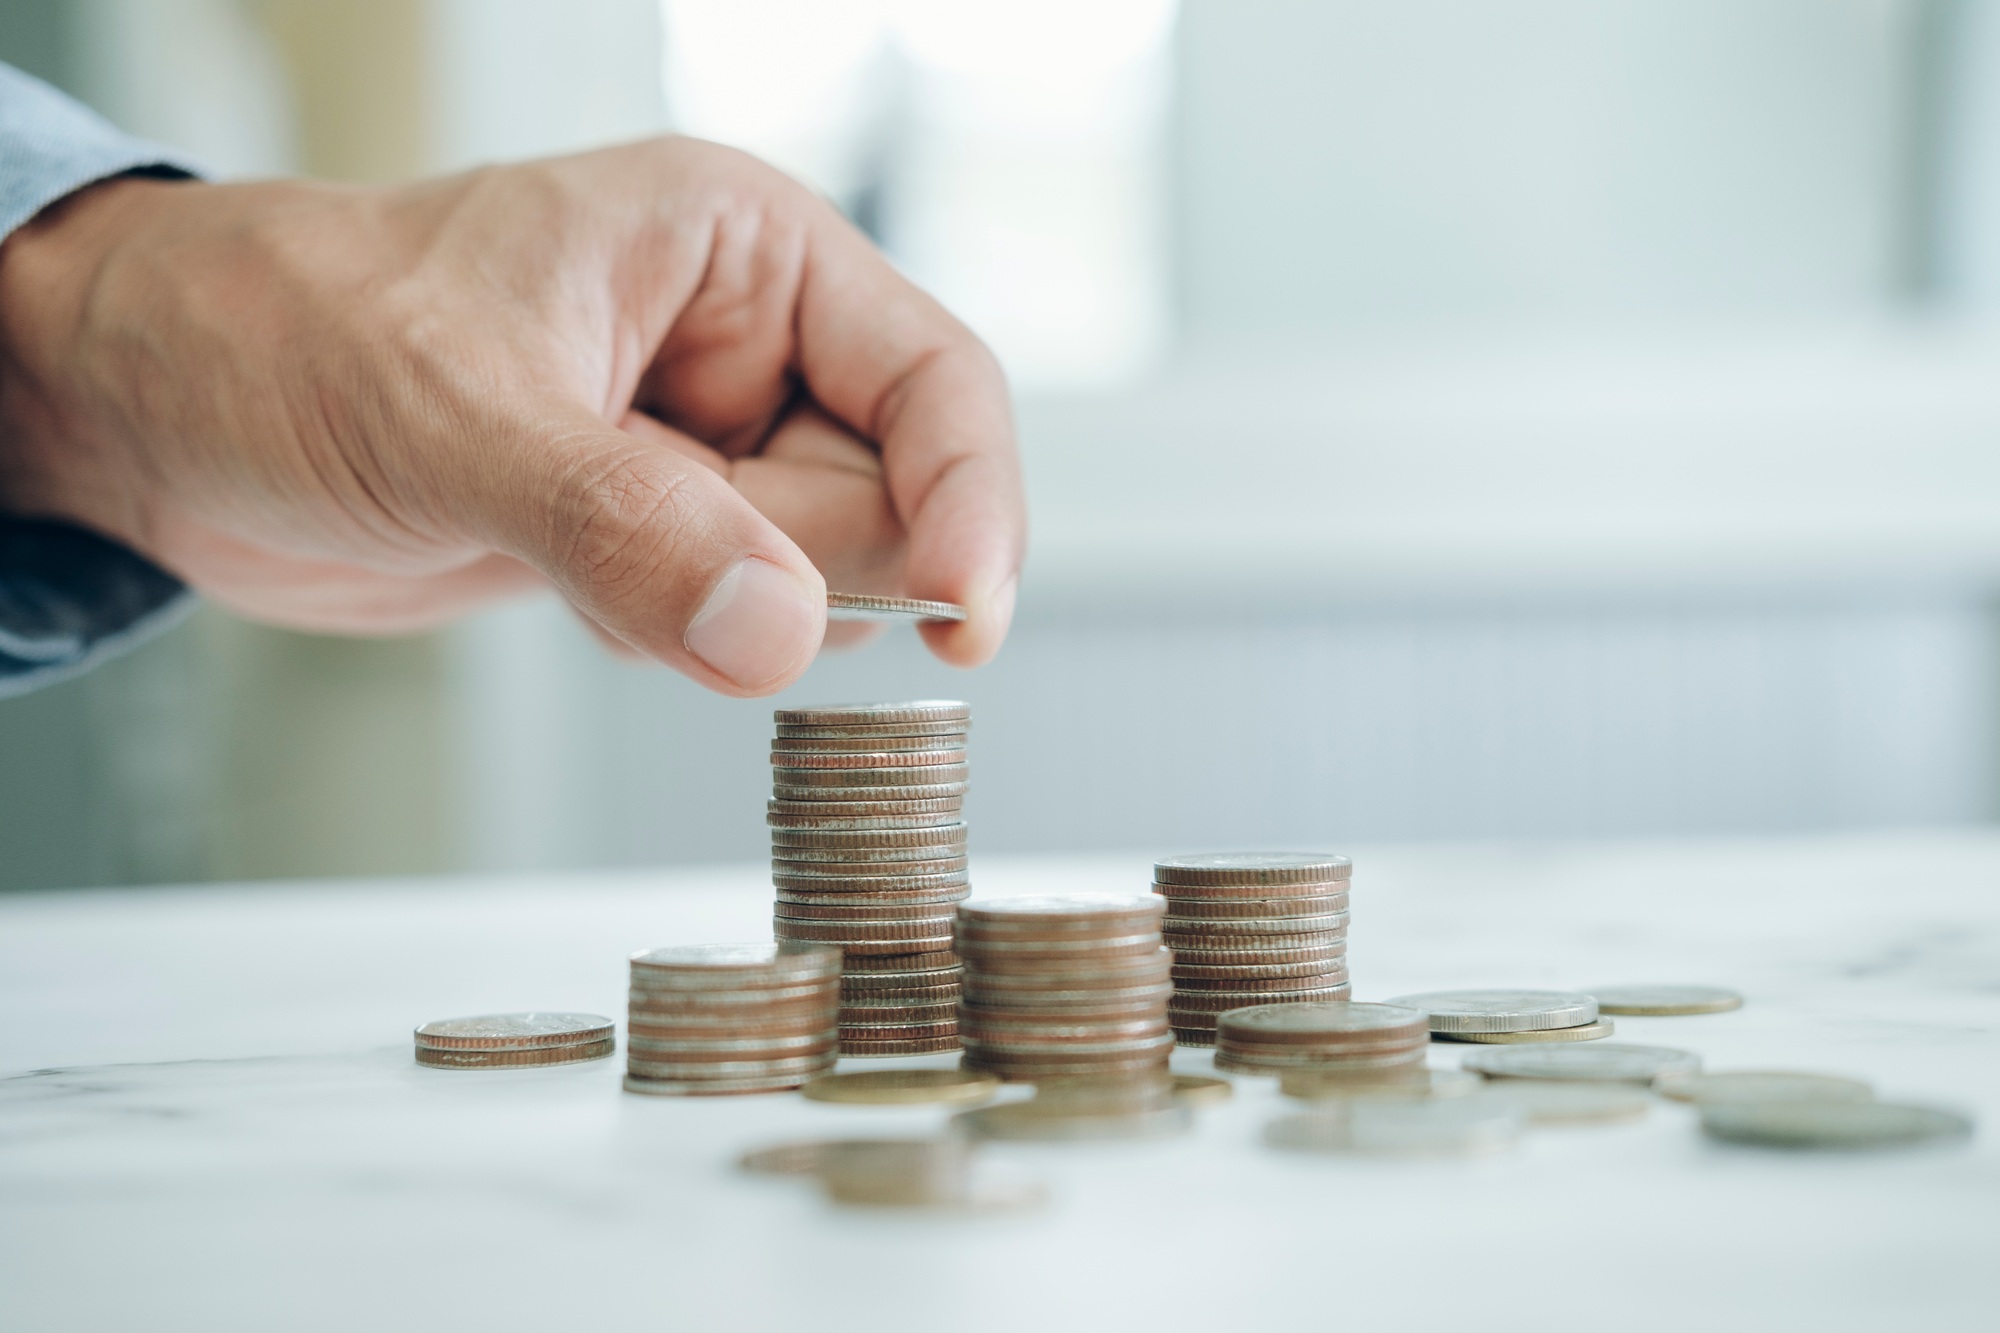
[955,895,1174,1082]
[768,701,970,1056]
[1214,1001,1429,1076]
[1151,853,1353,1046]
[624,943,841,1095]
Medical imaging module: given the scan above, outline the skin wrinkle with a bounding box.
[547,439,706,618]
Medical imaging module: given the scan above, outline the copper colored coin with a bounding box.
[1161,913,1350,937]
[841,1002,960,1024]
[960,1019,1170,1046]
[1170,945,1348,969]
[1172,956,1350,981]
[623,1071,815,1096]
[844,951,961,973]
[1154,893,1349,920]
[776,887,970,908]
[775,701,970,726]
[1170,1027,1217,1047]
[961,998,1168,1024]
[1170,968,1350,992]
[770,827,967,852]
[773,869,968,893]
[627,982,837,1008]
[627,1013,835,1039]
[627,1033,839,1058]
[416,1037,615,1069]
[626,1054,836,1080]
[775,854,969,878]
[770,842,966,865]
[770,748,967,770]
[1169,985,1355,1016]
[777,901,959,923]
[842,975,962,995]
[774,917,960,944]
[1153,853,1352,887]
[839,1034,963,1056]
[837,1019,961,1041]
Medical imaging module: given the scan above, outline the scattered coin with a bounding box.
[953,1099,1194,1142]
[1589,985,1745,1016]
[1701,1101,1973,1151]
[825,593,968,623]
[799,1068,1000,1106]
[1655,1070,1874,1106]
[1281,1067,1481,1102]
[413,1012,614,1051]
[738,1138,916,1176]
[1170,1074,1235,1107]
[1265,1100,1523,1157]
[1470,1080,1652,1126]
[1461,1042,1700,1083]
[1386,989,1600,1034]
[1437,1018,1616,1044]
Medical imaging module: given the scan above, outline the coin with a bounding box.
[772,733,967,755]
[776,701,971,726]
[413,1012,615,1051]
[775,719,968,739]
[415,1038,615,1069]
[630,943,842,984]
[1159,893,1349,919]
[1386,989,1599,1034]
[1161,913,1350,936]
[844,951,961,972]
[1154,852,1353,886]
[775,855,968,878]
[1171,1075,1235,1107]
[1171,944,1348,968]
[1655,1070,1874,1105]
[626,1071,817,1096]
[801,1069,1000,1106]
[768,797,963,821]
[1172,958,1350,982]
[772,869,969,893]
[1438,1018,1616,1044]
[772,842,967,865]
[738,1137,920,1175]
[770,749,968,770]
[774,782,969,803]
[1281,1068,1482,1102]
[777,900,960,922]
[1265,1100,1522,1157]
[773,764,972,788]
[1218,1002,1430,1045]
[1216,1047,1429,1075]
[627,1053,835,1079]
[838,1034,964,1056]
[960,895,1166,929]
[952,1099,1194,1142]
[1471,1080,1651,1125]
[770,822,969,848]
[1590,985,1745,1016]
[1699,1101,1973,1150]
[1462,1042,1700,1083]
[825,593,968,623]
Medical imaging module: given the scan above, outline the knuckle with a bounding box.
[554,450,700,611]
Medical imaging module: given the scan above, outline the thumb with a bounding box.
[468,405,827,695]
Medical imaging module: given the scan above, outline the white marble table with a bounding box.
[3,835,1996,1332]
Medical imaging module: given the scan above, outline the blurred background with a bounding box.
[8,0,2000,890]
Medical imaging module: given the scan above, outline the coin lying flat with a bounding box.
[1386,989,1599,1034]
[1281,1068,1482,1102]
[1470,1080,1652,1126]
[413,1012,615,1051]
[1701,1101,1973,1150]
[1154,852,1353,887]
[1655,1070,1874,1106]
[1437,1018,1616,1044]
[953,1099,1194,1142]
[1589,985,1744,1016]
[800,1069,999,1106]
[1170,1075,1235,1107]
[1265,1100,1523,1157]
[825,593,968,623]
[1462,1042,1700,1083]
[776,701,971,726]
[738,1137,924,1176]
[416,1038,615,1069]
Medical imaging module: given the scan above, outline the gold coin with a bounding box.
[1171,1074,1234,1107]
[800,1069,999,1106]
[1590,985,1744,1016]
[1436,1019,1616,1044]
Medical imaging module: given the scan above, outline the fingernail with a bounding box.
[684,558,824,690]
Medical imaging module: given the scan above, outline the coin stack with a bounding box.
[624,943,841,1095]
[1214,1001,1430,1076]
[1152,853,1353,1046]
[768,701,971,1056]
[955,895,1175,1082]
[413,1013,615,1069]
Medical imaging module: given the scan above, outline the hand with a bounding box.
[0,139,1025,696]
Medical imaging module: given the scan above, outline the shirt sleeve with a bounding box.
[0,61,204,699]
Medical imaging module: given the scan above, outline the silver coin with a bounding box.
[1437,1018,1616,1044]
[773,782,968,802]
[1461,1042,1700,1083]
[1701,1101,1973,1150]
[1153,852,1352,886]
[1265,1100,1522,1157]
[1589,985,1744,1016]
[775,701,970,726]
[629,943,841,981]
[1655,1070,1875,1106]
[413,1012,614,1051]
[825,593,968,623]
[1160,913,1350,936]
[1469,1080,1652,1125]
[1217,1001,1429,1041]
[1386,989,1599,1034]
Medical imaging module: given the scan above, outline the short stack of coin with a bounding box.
[413,1013,615,1069]
[624,943,841,1095]
[1214,1001,1430,1076]
[955,895,1174,1082]
[1152,852,1353,1046]
[767,701,971,1056]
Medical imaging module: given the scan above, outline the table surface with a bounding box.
[4,834,1997,1332]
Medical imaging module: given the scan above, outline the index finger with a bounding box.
[792,216,1025,667]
